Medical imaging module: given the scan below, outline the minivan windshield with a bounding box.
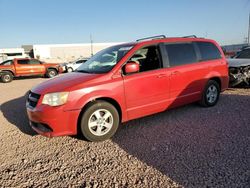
[76,44,134,74]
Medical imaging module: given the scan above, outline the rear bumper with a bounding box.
[26,104,80,137]
[221,76,229,92]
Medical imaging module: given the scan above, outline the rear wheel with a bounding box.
[1,72,13,83]
[80,101,119,142]
[199,80,220,107]
[46,69,58,78]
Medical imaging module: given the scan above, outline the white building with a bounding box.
[26,42,122,63]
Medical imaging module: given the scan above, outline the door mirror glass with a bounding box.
[125,61,139,74]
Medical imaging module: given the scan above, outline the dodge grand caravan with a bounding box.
[26,35,229,141]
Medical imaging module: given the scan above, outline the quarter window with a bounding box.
[165,43,197,67]
[196,42,221,61]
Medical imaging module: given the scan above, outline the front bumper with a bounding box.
[26,104,80,137]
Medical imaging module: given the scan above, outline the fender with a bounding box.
[204,71,222,80]
[0,69,15,76]
[65,87,128,122]
[46,66,59,71]
[204,71,228,91]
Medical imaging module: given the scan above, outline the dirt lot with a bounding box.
[0,77,249,188]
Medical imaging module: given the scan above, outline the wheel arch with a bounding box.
[77,97,123,134]
[0,69,15,76]
[47,67,58,71]
[209,77,221,90]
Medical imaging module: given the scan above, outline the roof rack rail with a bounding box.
[136,35,166,42]
[183,35,197,38]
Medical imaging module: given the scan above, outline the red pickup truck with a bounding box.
[0,58,63,83]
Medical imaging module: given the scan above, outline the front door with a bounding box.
[28,59,46,74]
[123,45,170,120]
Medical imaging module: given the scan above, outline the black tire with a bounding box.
[46,69,58,78]
[1,72,13,83]
[67,67,73,73]
[199,80,220,107]
[80,101,119,142]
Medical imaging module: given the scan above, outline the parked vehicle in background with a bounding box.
[227,47,250,87]
[0,58,63,83]
[26,35,228,142]
[65,58,89,72]
[0,48,27,63]
[0,60,13,66]
[59,63,67,73]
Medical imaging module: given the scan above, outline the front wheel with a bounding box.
[67,67,73,73]
[199,80,220,107]
[80,101,119,142]
[46,69,58,78]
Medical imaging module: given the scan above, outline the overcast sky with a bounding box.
[0,0,250,48]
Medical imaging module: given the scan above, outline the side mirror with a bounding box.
[125,61,139,74]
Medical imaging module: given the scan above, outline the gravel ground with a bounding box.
[0,77,249,188]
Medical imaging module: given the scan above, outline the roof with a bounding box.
[120,37,217,47]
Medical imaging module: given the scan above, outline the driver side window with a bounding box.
[128,45,161,73]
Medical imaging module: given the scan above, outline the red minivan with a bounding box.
[26,36,229,141]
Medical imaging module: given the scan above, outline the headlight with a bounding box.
[42,92,69,106]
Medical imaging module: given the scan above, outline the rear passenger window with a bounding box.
[196,42,221,61]
[165,43,197,67]
[17,60,29,64]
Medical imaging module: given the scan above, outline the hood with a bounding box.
[227,58,250,67]
[31,72,104,94]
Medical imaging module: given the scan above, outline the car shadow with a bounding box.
[1,94,37,136]
[112,93,250,187]
[14,75,44,80]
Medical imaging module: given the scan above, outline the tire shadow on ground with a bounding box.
[1,94,37,136]
[112,93,250,187]
[14,75,43,80]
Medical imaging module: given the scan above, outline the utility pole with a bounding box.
[90,34,93,57]
[248,13,250,45]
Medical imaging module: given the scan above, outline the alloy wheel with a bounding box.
[206,85,218,104]
[88,109,113,136]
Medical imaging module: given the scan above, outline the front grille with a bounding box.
[27,91,41,108]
